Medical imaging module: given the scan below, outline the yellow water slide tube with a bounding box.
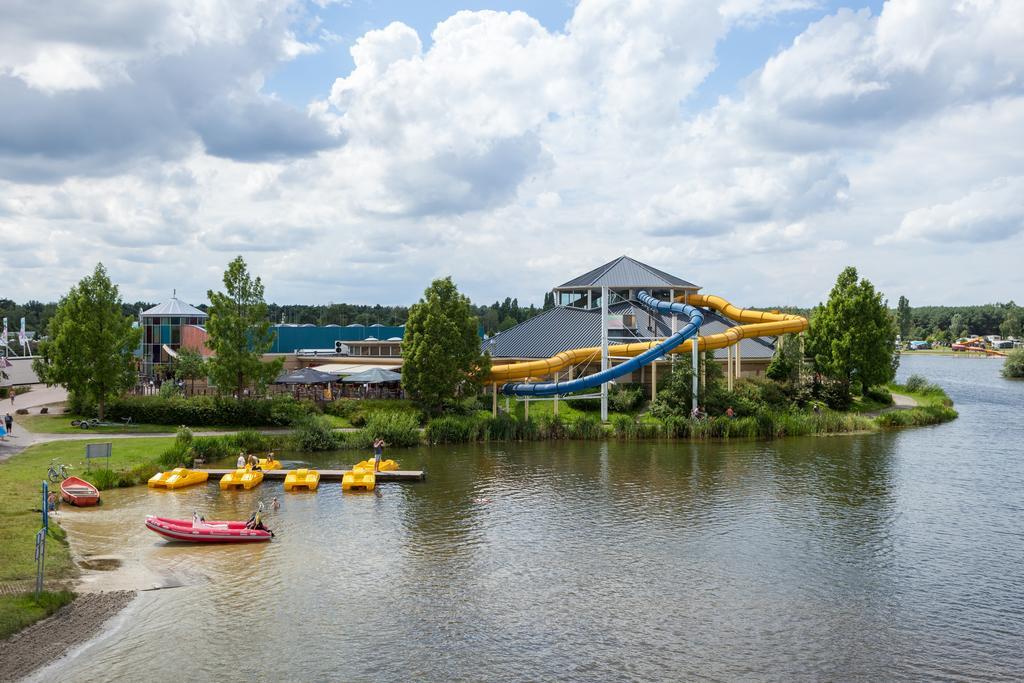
[486,293,807,384]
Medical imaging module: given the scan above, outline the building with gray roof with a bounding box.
[139,295,208,375]
[486,256,777,386]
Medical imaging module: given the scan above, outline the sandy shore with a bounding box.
[0,590,136,681]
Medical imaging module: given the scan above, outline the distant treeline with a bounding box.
[6,294,1017,345]
[897,302,1021,341]
[0,299,155,344]
[761,301,1022,341]
[1,293,557,341]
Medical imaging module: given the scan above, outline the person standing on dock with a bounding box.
[373,437,386,471]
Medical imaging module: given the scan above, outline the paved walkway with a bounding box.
[891,392,918,409]
[8,384,69,411]
[0,385,362,463]
[862,392,919,418]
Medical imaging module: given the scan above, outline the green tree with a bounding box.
[766,333,804,384]
[205,256,282,397]
[896,295,913,339]
[949,312,967,339]
[1000,303,1022,339]
[651,351,725,417]
[806,267,898,399]
[32,264,141,419]
[1002,348,1024,378]
[174,348,207,395]
[402,277,490,416]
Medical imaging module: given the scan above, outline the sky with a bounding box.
[1,0,1021,309]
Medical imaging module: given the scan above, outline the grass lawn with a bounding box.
[887,382,951,407]
[324,399,421,429]
[850,394,894,414]
[322,414,352,428]
[15,414,256,435]
[0,591,75,640]
[0,437,173,584]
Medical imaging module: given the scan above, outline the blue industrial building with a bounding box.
[269,324,405,354]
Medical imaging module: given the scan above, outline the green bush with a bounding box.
[191,436,234,463]
[158,382,181,398]
[536,414,566,439]
[442,396,487,416]
[482,414,523,440]
[904,374,929,393]
[864,386,894,406]
[821,380,853,410]
[564,415,605,439]
[324,399,360,418]
[157,428,194,468]
[1001,348,1024,379]
[290,415,340,451]
[78,395,314,427]
[426,415,485,444]
[89,468,125,490]
[231,429,276,454]
[728,378,791,416]
[610,415,661,439]
[609,384,645,413]
[346,411,422,449]
[875,404,958,427]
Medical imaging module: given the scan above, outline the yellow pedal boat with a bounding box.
[258,458,282,470]
[148,468,209,490]
[284,468,320,492]
[342,469,375,492]
[220,468,264,490]
[353,459,398,472]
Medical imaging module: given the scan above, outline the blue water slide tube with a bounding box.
[501,290,704,396]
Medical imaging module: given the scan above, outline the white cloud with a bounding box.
[0,0,337,180]
[878,177,1024,244]
[640,155,848,236]
[2,0,1023,307]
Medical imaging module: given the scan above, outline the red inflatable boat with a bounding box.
[61,476,100,507]
[145,516,272,543]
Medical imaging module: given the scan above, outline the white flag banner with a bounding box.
[17,318,28,349]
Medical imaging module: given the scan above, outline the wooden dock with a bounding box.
[200,469,425,482]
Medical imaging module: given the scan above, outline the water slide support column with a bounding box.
[553,370,559,416]
[692,335,699,413]
[651,360,658,401]
[736,341,742,381]
[727,345,733,391]
[601,285,609,422]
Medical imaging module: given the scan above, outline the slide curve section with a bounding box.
[501,291,703,396]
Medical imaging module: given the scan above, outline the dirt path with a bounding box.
[863,392,919,418]
[0,590,136,681]
[891,392,918,409]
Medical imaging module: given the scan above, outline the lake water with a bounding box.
[37,355,1024,681]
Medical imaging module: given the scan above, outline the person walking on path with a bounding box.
[373,437,386,471]
[3,413,11,435]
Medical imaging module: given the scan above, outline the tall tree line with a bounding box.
[18,292,1017,342]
